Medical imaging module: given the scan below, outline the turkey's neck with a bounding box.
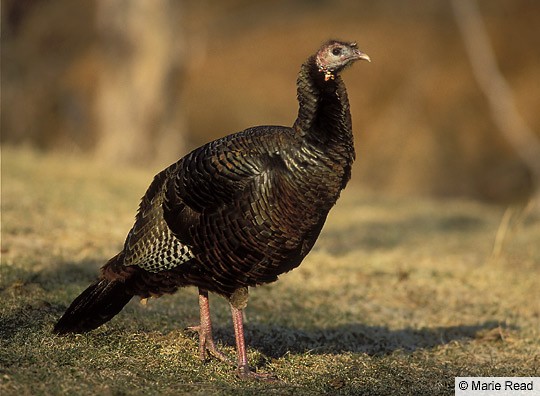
[293,59,355,157]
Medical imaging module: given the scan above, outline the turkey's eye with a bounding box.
[332,48,342,56]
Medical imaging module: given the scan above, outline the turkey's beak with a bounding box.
[354,50,371,63]
[348,42,371,63]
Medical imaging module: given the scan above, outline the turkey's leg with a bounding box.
[230,303,250,376]
[230,290,275,380]
[188,288,230,363]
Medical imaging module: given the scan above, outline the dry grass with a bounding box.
[1,147,539,395]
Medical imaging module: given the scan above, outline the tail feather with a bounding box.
[53,279,133,335]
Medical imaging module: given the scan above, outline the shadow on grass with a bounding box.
[1,260,101,292]
[214,320,505,358]
[0,295,503,361]
[0,260,101,341]
[317,213,486,254]
[3,260,505,357]
[1,260,504,362]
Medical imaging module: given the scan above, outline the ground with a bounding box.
[1,147,539,395]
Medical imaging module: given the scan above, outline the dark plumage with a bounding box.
[54,40,370,379]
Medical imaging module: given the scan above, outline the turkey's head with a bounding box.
[315,40,370,81]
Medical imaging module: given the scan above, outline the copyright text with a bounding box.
[455,377,539,395]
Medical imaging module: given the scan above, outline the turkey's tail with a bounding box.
[53,278,133,335]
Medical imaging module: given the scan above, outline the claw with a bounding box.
[193,288,275,379]
[236,364,279,381]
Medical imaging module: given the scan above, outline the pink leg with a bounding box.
[188,288,230,363]
[230,303,276,380]
[231,303,249,374]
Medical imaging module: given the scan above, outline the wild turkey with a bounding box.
[53,40,370,379]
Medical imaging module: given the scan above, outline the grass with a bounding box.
[1,147,539,395]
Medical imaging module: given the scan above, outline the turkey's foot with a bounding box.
[186,324,232,364]
[188,288,233,364]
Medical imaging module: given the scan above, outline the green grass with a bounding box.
[1,147,539,395]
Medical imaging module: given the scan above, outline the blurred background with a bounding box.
[2,0,540,203]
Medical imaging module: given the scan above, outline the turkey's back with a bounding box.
[158,125,352,296]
